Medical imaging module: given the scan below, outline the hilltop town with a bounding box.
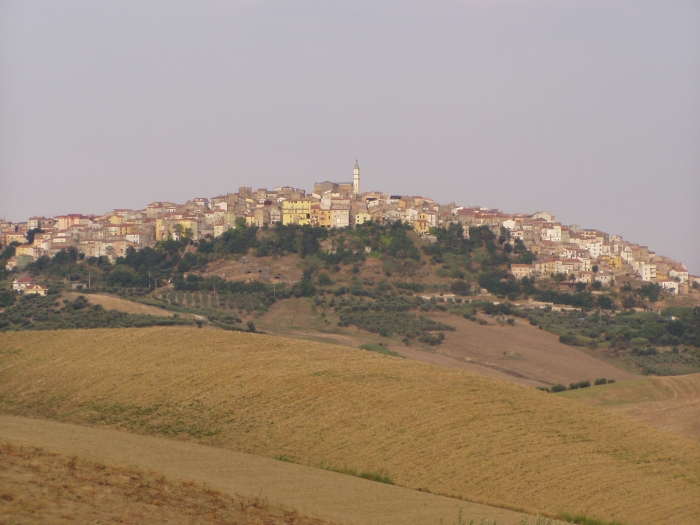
[1,162,697,298]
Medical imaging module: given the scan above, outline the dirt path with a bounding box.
[0,415,536,525]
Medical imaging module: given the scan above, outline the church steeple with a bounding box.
[353,159,360,195]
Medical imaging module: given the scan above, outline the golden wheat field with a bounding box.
[561,373,700,440]
[0,328,699,525]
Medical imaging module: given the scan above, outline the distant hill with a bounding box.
[2,222,698,377]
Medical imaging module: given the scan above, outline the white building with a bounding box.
[638,262,656,282]
[586,241,604,259]
[659,280,679,294]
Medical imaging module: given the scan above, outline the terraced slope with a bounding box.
[561,373,700,440]
[0,328,699,524]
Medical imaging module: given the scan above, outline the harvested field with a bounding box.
[0,328,699,524]
[0,440,329,525]
[257,300,553,387]
[427,313,638,386]
[561,373,700,440]
[63,293,176,317]
[0,417,545,525]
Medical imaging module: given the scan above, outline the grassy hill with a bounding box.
[0,328,698,524]
[561,373,700,440]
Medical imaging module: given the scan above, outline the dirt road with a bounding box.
[0,415,536,525]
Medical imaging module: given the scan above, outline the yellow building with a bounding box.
[318,209,333,228]
[414,219,430,234]
[354,212,372,225]
[155,218,167,241]
[155,217,199,241]
[282,200,312,226]
[177,218,199,239]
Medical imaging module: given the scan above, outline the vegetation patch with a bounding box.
[339,311,453,342]
[0,295,192,331]
[558,512,626,525]
[358,343,401,357]
[322,465,394,485]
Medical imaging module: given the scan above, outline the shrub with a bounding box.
[551,384,567,393]
[569,380,591,390]
[594,378,608,385]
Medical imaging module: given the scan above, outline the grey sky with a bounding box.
[1,0,699,272]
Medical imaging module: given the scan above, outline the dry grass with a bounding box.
[255,299,639,389]
[0,328,699,524]
[0,441,328,525]
[63,292,178,317]
[254,297,393,349]
[561,373,700,440]
[426,313,639,387]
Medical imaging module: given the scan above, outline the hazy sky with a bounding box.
[1,0,699,272]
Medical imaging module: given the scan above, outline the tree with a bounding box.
[318,272,334,286]
[0,242,20,261]
[592,265,599,273]
[450,280,471,296]
[26,228,44,244]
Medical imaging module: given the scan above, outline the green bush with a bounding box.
[569,380,591,390]
[551,384,567,393]
[0,290,16,308]
[359,344,401,357]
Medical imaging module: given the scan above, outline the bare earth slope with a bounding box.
[561,373,700,440]
[63,292,177,317]
[0,328,698,524]
[0,416,535,525]
[425,313,638,386]
[255,298,636,388]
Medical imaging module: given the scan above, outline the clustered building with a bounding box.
[1,162,696,295]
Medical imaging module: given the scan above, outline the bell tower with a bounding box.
[353,159,360,195]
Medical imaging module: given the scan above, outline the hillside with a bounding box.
[1,328,699,524]
[4,222,697,377]
[0,417,548,525]
[0,439,329,525]
[561,373,700,440]
[254,298,638,388]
